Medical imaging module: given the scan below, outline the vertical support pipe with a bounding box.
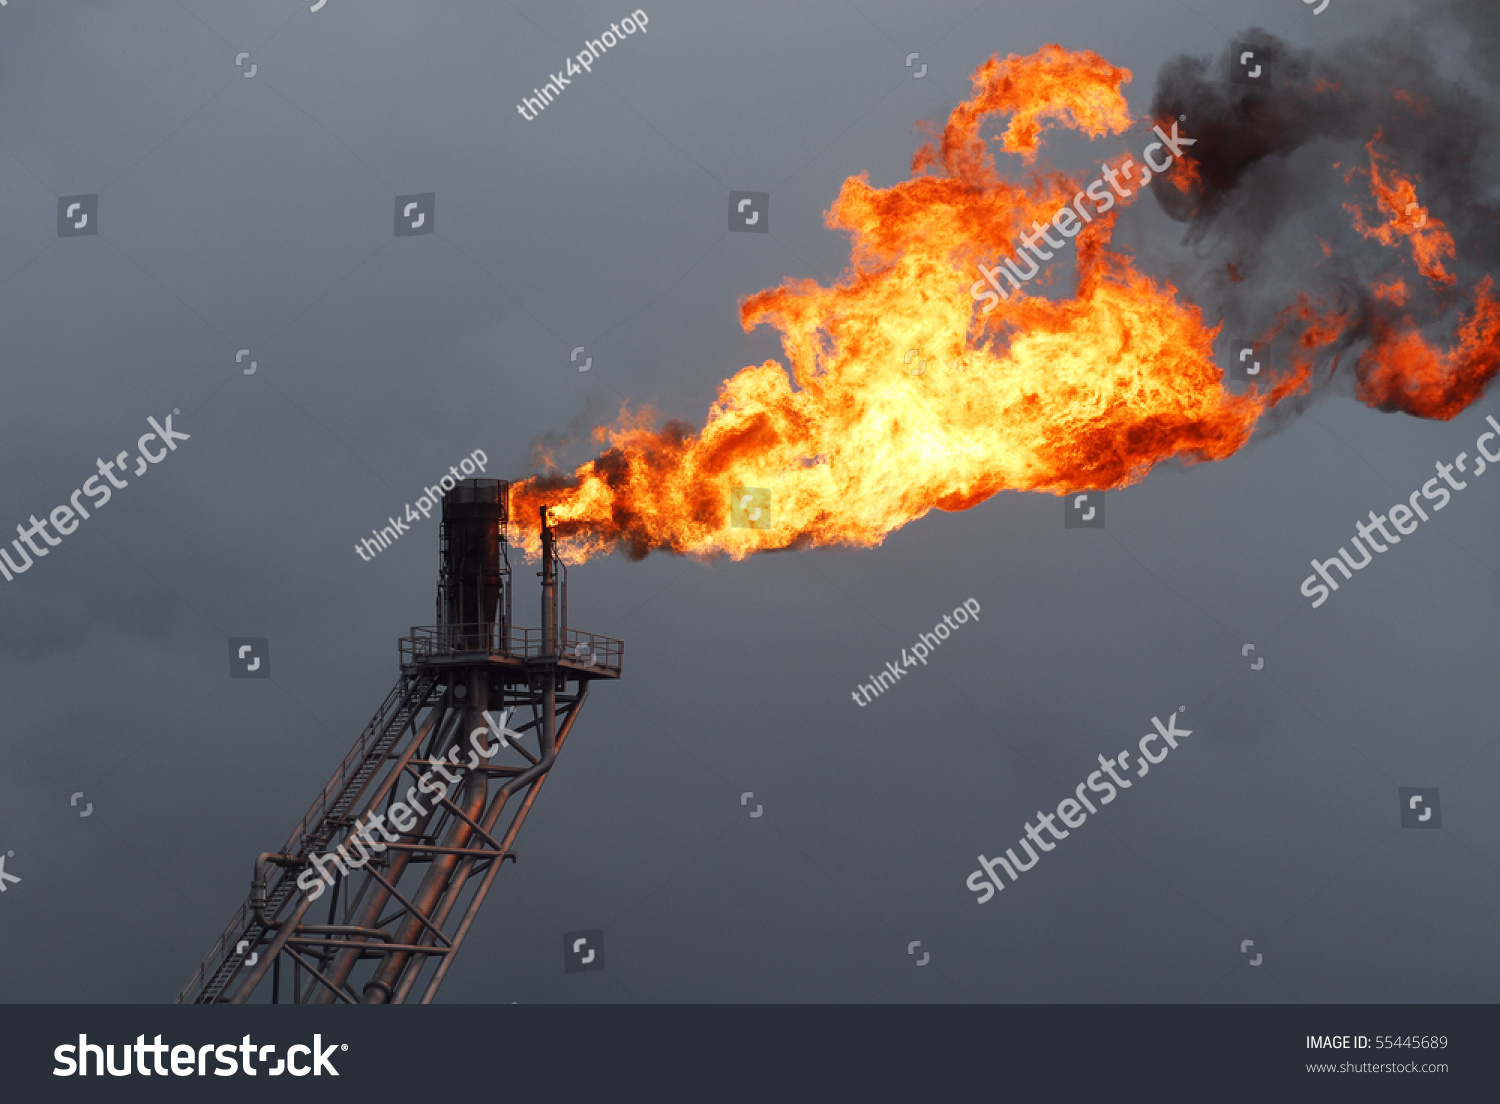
[419,685,587,1003]
[541,507,555,657]
[500,483,513,653]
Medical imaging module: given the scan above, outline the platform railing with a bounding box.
[401,623,623,673]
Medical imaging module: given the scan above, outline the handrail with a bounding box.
[177,667,439,1003]
[400,624,623,672]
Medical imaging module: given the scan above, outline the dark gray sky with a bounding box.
[1,0,1497,1004]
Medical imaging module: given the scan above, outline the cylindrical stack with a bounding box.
[437,479,509,651]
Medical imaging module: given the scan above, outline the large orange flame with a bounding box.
[510,47,1489,562]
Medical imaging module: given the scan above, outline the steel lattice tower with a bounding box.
[178,479,621,1004]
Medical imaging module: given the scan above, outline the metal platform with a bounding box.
[401,623,622,677]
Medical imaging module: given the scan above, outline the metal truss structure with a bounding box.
[178,480,621,1004]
